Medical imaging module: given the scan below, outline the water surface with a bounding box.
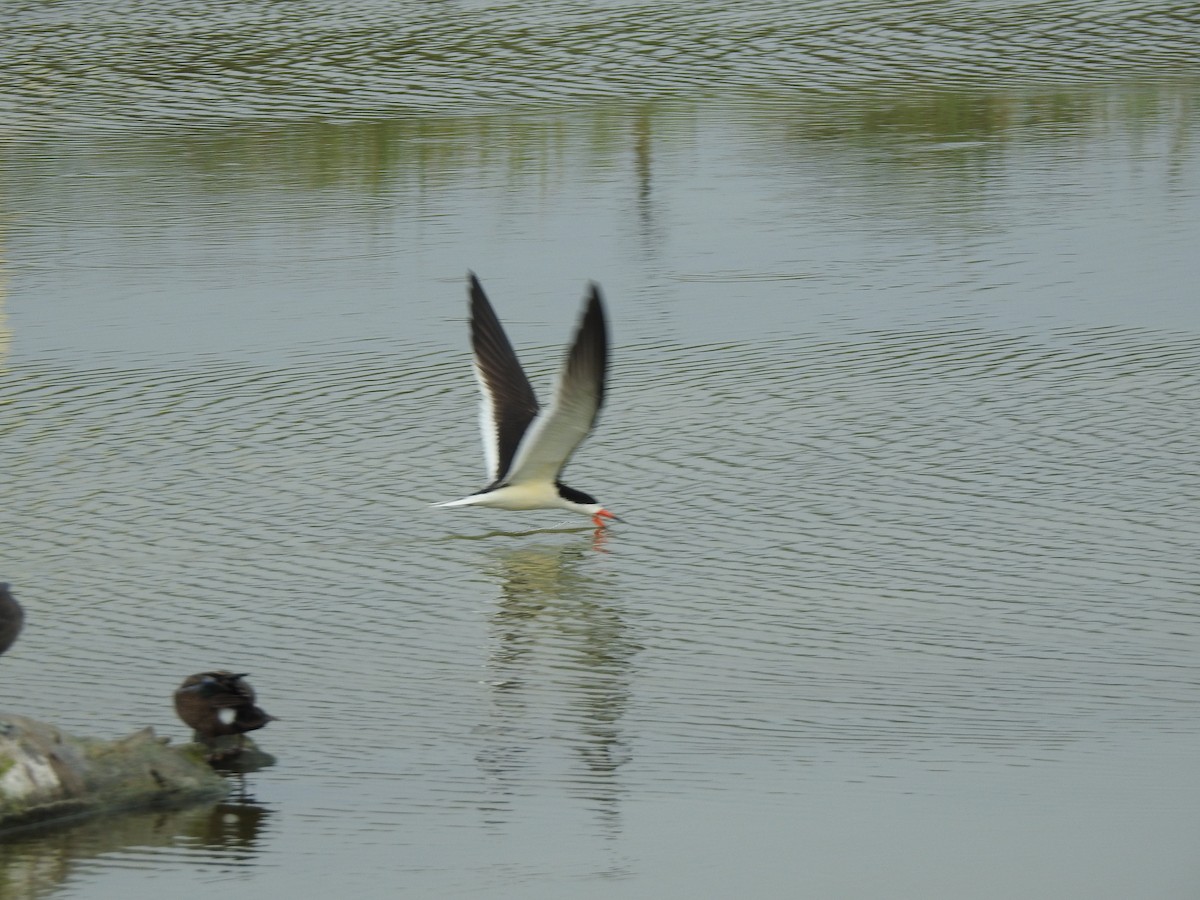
[1,2,1199,898]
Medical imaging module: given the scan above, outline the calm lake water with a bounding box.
[2,1,1199,898]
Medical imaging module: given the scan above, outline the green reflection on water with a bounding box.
[2,83,1192,198]
[0,796,271,899]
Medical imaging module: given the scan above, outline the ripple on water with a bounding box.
[1,0,1198,131]
[2,323,1199,830]
[597,324,1200,768]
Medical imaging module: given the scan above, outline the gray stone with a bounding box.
[0,714,229,835]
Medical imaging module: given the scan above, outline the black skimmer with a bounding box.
[436,273,619,529]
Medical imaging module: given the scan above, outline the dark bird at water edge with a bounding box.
[174,670,274,757]
[0,583,24,658]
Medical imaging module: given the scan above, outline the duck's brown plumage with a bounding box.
[0,583,24,658]
[173,670,274,744]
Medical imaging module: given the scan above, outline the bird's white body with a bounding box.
[437,482,603,516]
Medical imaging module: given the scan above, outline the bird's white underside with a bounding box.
[435,482,602,516]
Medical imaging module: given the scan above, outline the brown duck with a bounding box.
[173,671,274,752]
[0,583,23,658]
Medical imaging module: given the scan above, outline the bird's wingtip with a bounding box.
[469,272,492,307]
[584,283,607,318]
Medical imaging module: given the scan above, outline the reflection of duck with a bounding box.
[436,274,620,529]
[0,583,23,657]
[173,671,274,757]
[194,798,272,852]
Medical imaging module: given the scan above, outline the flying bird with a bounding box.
[436,273,618,528]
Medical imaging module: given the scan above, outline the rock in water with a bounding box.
[0,715,227,835]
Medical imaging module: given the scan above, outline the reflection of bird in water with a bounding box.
[480,542,636,838]
[173,671,274,759]
[436,273,620,529]
[198,799,272,851]
[0,583,23,657]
